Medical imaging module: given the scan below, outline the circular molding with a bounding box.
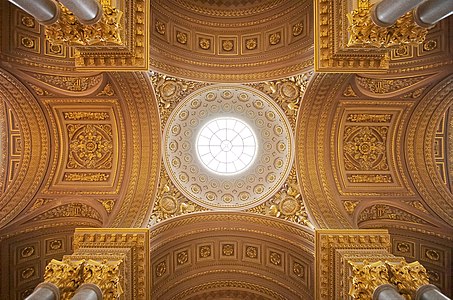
[163,84,294,210]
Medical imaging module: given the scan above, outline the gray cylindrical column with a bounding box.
[25,282,60,300]
[373,284,405,300]
[8,0,60,25]
[416,284,451,300]
[371,0,425,27]
[58,0,103,25]
[71,283,103,300]
[414,0,453,27]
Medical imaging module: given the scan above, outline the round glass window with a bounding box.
[196,117,257,175]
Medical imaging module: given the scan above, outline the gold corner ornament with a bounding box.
[45,4,123,46]
[346,2,432,48]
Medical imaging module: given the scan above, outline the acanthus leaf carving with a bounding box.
[150,72,208,126]
[252,72,313,129]
[148,169,207,227]
[247,168,313,228]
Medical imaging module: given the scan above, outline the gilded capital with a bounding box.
[346,2,431,48]
[43,259,85,299]
[45,3,123,46]
[349,260,390,299]
[83,259,124,299]
[387,260,429,298]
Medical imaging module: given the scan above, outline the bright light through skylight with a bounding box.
[196,117,257,175]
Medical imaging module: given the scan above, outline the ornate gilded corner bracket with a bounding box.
[346,1,431,48]
[35,229,150,300]
[315,229,431,299]
[45,3,123,46]
[314,0,431,73]
[45,0,149,70]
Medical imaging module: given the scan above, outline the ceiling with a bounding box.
[0,0,452,298]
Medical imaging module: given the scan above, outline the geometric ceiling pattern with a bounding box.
[0,0,452,298]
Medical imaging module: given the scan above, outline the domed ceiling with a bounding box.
[0,0,453,298]
[150,0,313,82]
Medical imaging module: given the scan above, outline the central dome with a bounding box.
[163,84,293,210]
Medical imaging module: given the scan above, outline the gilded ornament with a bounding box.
[48,43,63,55]
[423,40,437,51]
[32,203,102,221]
[33,73,103,92]
[387,260,429,298]
[155,20,166,35]
[346,3,431,48]
[49,240,63,250]
[269,32,281,45]
[199,38,211,50]
[355,75,428,95]
[155,261,166,277]
[222,244,234,256]
[177,251,188,265]
[292,22,303,36]
[176,31,188,44]
[293,262,305,278]
[83,259,124,299]
[358,204,430,225]
[246,246,258,259]
[159,196,178,214]
[21,267,35,279]
[148,171,206,226]
[255,72,312,128]
[20,246,35,258]
[45,4,123,46]
[222,40,234,51]
[343,84,357,97]
[29,84,50,96]
[269,252,281,266]
[347,174,393,183]
[21,37,34,48]
[199,245,211,258]
[97,199,115,213]
[21,16,35,28]
[44,259,85,299]
[402,200,427,213]
[396,243,411,253]
[63,172,110,182]
[346,114,391,123]
[150,73,204,125]
[249,168,312,228]
[97,83,115,96]
[245,38,257,50]
[64,112,110,121]
[349,260,390,299]
[427,270,440,283]
[343,126,388,171]
[67,124,113,169]
[425,249,440,261]
[343,201,359,214]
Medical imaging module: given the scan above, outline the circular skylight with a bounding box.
[196,117,257,175]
